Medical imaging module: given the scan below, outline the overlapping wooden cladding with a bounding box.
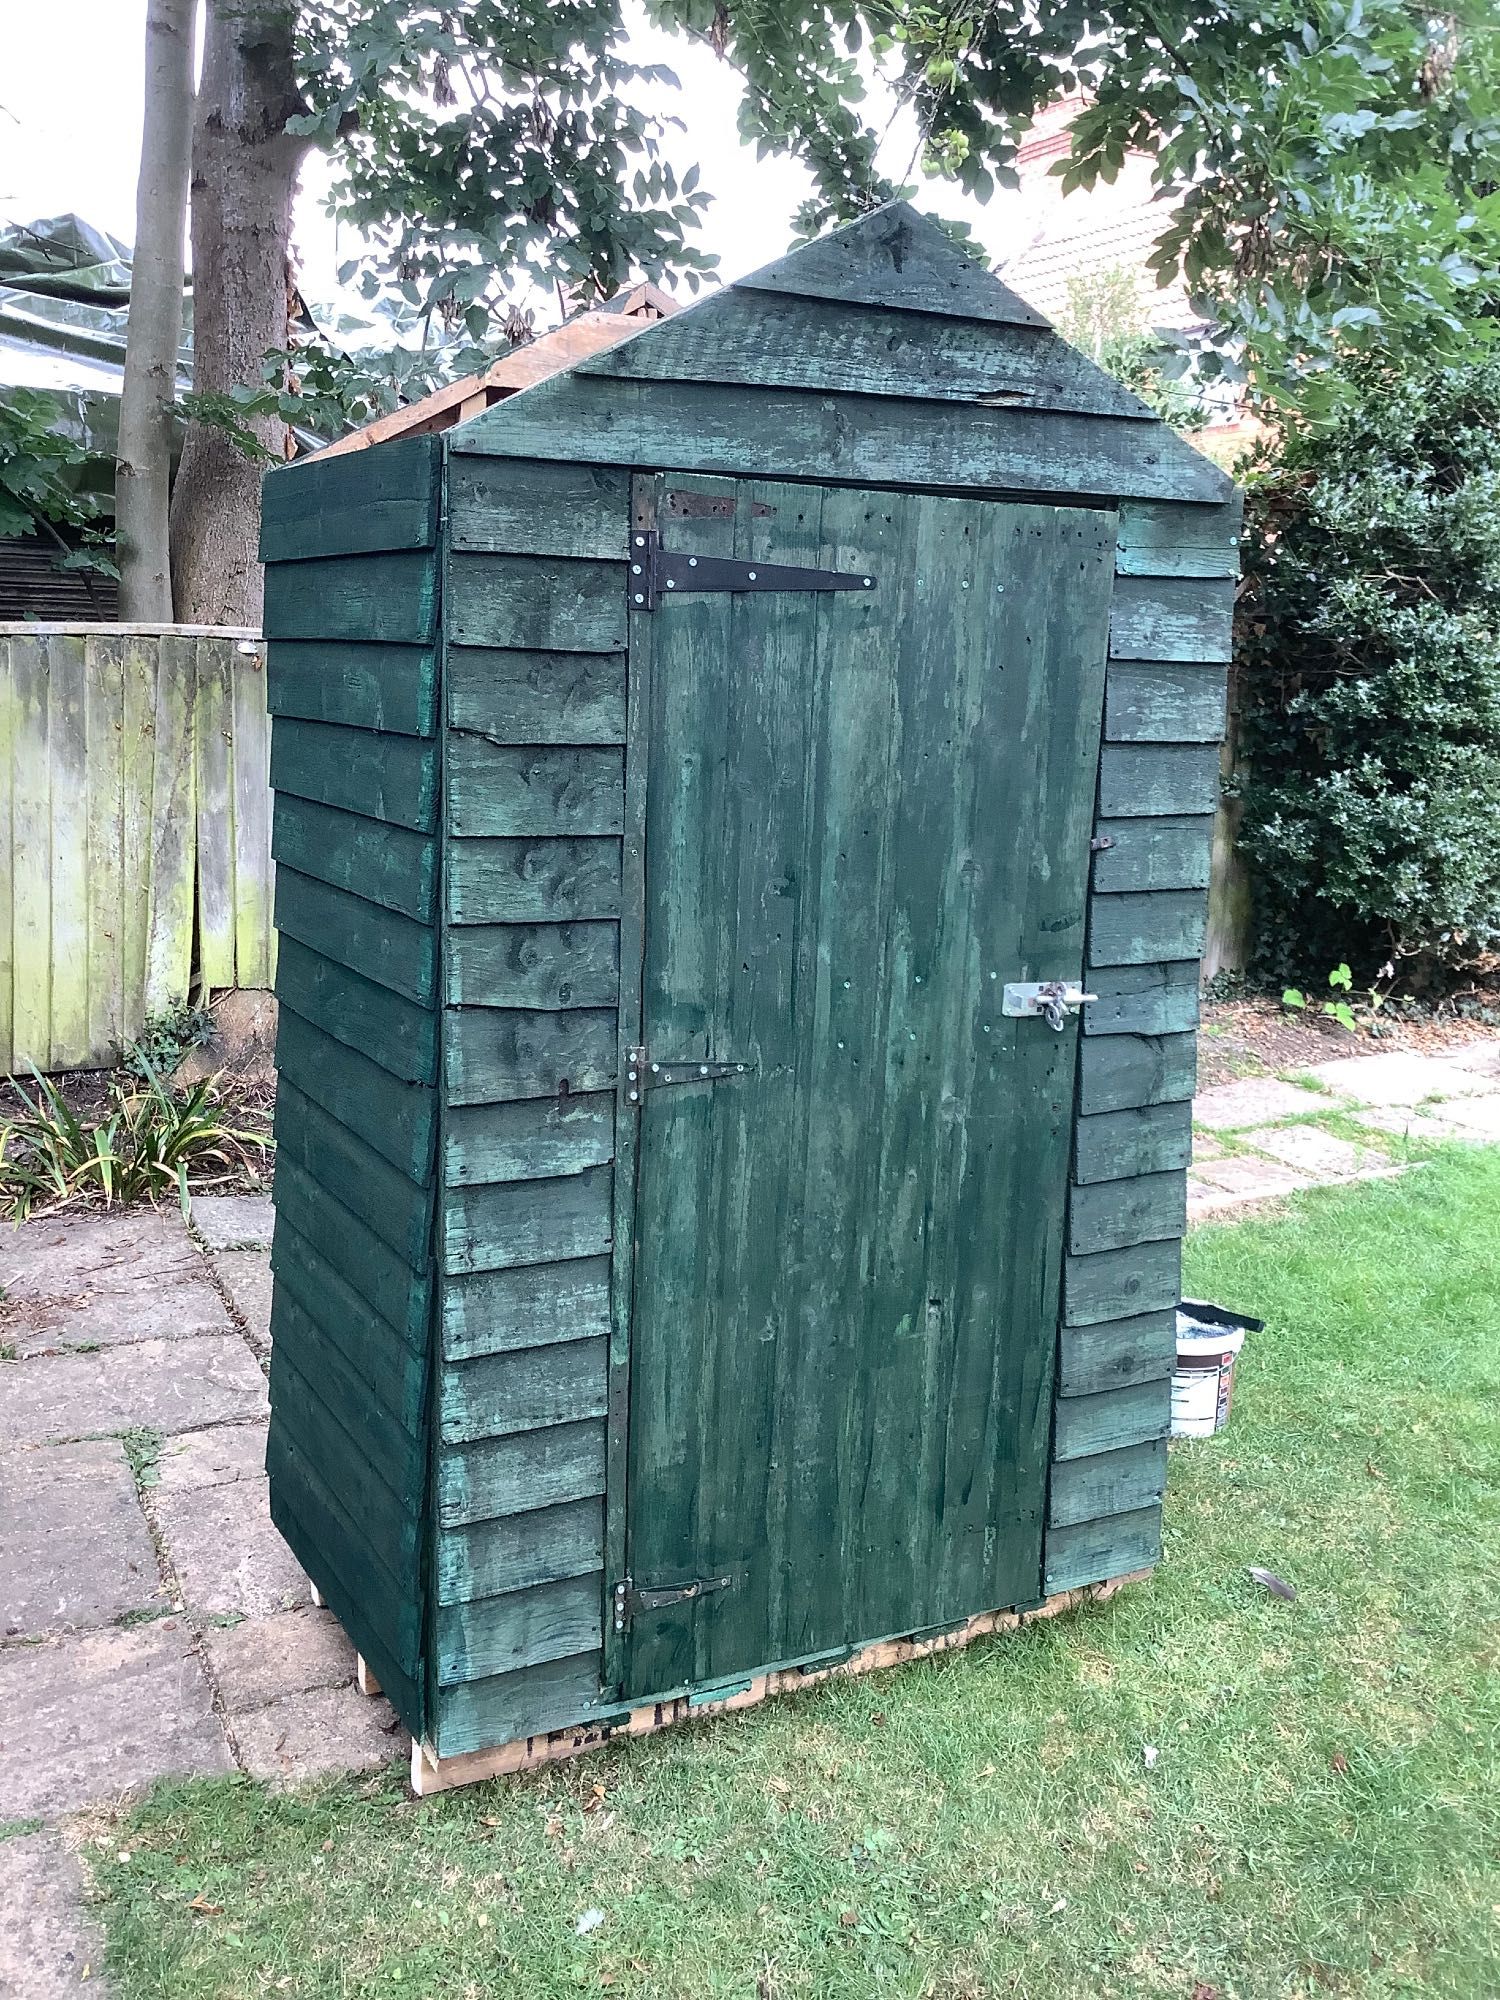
[260,434,443,1729]
[258,208,1239,1764]
[1046,490,1238,1595]
[431,460,631,1754]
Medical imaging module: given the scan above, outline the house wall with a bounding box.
[260,435,444,1732]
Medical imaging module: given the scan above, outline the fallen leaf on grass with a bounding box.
[186,1895,223,1916]
[1247,1566,1297,1601]
[1331,1751,1349,1776]
[1192,1984,1221,1999]
[839,1910,859,1929]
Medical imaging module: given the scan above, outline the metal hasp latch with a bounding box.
[1002,980,1097,1032]
[623,1046,754,1106]
[629,531,877,612]
[613,1574,736,1633]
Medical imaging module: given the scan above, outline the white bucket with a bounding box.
[1171,1315,1247,1437]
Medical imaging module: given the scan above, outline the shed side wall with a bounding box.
[431,457,629,1756]
[1047,495,1240,1590]
[261,435,443,1734]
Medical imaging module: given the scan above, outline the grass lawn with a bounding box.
[95,1151,1500,2000]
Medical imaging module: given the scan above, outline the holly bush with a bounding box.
[1238,355,1500,986]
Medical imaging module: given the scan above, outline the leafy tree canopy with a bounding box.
[284,0,1500,414]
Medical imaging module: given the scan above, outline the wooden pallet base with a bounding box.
[408,1570,1151,1797]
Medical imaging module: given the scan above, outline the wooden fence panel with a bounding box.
[0,625,276,1073]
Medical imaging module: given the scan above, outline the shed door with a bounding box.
[615,475,1116,1702]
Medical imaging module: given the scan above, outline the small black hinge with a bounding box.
[612,1573,737,1632]
[623,1046,754,1107]
[628,530,877,611]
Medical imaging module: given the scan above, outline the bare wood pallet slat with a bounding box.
[407,1573,1152,1795]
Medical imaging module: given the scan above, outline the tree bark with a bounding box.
[169,0,307,626]
[116,0,197,623]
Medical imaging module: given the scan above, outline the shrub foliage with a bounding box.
[1238,357,1500,985]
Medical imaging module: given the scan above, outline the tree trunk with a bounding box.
[116,0,197,623]
[169,0,307,627]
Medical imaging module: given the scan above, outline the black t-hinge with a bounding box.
[628,531,877,611]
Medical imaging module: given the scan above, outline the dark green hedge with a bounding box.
[1238,356,1500,985]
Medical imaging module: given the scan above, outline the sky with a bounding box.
[0,0,1022,328]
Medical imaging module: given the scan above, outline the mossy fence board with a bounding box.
[0,624,276,1072]
[260,203,1238,1780]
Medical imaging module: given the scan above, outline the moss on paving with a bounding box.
[95,1151,1500,2000]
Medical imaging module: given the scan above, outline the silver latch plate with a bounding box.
[1002,981,1097,1030]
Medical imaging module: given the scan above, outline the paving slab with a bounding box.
[1446,1041,1500,1078]
[1190,1154,1315,1202]
[0,1208,230,1357]
[204,1606,356,1714]
[232,1682,405,1782]
[212,1247,273,1352]
[155,1467,308,1618]
[1239,1124,1387,1180]
[0,1336,267,1445]
[155,1421,267,1493]
[1190,1131,1227,1161]
[1,1441,159,1639]
[1192,1077,1337,1130]
[190,1194,274,1251]
[0,1209,198,1296]
[1352,1106,1475,1143]
[0,1832,110,1997]
[0,1622,232,1817]
[1300,1051,1492,1106]
[1430,1091,1500,1140]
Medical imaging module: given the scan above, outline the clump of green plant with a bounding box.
[0,1062,270,1222]
[1282,962,1358,1033]
[122,1004,216,1081]
[1239,353,1500,988]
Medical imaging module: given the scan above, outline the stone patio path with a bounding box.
[2,1036,1499,1993]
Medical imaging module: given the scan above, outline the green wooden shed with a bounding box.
[259,203,1238,1791]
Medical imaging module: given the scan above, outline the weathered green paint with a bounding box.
[256,201,1239,1762]
[260,435,441,564]
[576,287,1154,421]
[617,477,1114,1700]
[0,629,277,1072]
